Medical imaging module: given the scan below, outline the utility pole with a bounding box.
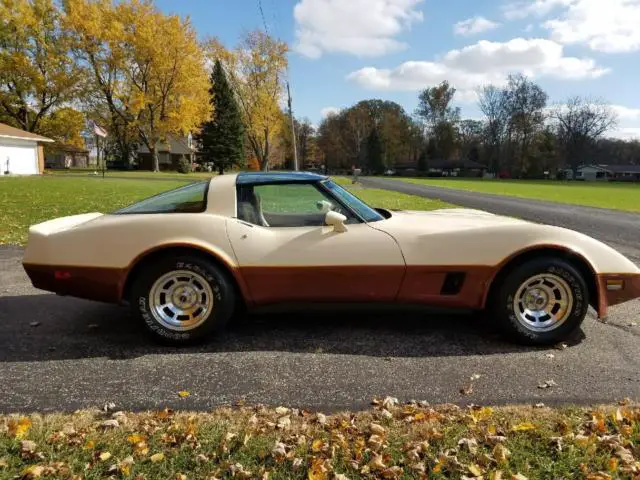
[287,81,299,171]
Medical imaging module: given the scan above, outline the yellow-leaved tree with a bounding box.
[65,0,209,171]
[39,107,86,147]
[0,0,85,132]
[206,31,288,171]
[64,0,139,164]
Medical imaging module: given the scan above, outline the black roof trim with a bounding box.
[236,171,328,185]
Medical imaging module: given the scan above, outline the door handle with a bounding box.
[235,219,254,228]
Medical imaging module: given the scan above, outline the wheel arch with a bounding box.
[120,244,251,306]
[483,245,600,314]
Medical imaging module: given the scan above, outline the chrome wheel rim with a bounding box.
[513,273,573,332]
[149,270,214,331]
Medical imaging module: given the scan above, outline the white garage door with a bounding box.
[0,139,39,175]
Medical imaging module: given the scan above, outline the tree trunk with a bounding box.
[521,136,527,178]
[261,133,270,171]
[218,165,224,175]
[151,145,160,172]
[121,143,130,167]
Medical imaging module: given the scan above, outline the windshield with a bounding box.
[114,181,209,214]
[322,180,384,223]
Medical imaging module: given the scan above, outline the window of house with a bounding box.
[115,181,209,214]
[237,183,355,228]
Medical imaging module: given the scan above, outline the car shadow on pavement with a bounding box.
[0,294,586,362]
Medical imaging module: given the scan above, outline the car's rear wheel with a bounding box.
[131,254,235,345]
[492,257,589,345]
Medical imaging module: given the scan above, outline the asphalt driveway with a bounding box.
[1,243,639,413]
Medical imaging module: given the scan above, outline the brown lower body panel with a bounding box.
[397,266,494,308]
[239,265,494,309]
[22,262,640,317]
[240,266,406,304]
[22,263,125,303]
[596,273,640,318]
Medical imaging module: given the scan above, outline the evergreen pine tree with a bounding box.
[367,128,384,174]
[196,59,244,174]
[418,148,428,173]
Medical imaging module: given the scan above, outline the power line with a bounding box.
[257,0,269,34]
[257,0,298,170]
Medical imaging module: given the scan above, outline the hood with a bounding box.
[387,208,528,231]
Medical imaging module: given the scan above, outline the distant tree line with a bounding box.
[311,75,638,178]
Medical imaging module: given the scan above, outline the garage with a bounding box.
[0,122,53,175]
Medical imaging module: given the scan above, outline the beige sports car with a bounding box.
[23,172,640,345]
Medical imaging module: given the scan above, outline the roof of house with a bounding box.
[579,164,640,173]
[394,159,487,170]
[600,164,640,173]
[138,135,194,155]
[575,164,610,172]
[428,159,487,169]
[0,122,54,143]
[47,142,90,154]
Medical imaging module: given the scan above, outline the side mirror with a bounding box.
[325,211,348,233]
[316,200,334,213]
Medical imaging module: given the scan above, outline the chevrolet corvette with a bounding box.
[23,172,640,345]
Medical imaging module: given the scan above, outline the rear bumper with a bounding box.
[596,273,640,318]
[23,263,125,303]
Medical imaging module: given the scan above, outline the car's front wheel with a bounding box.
[492,257,589,345]
[131,254,236,345]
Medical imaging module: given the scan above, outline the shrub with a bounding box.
[177,155,191,174]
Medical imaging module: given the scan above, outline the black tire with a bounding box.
[130,254,236,345]
[491,257,589,345]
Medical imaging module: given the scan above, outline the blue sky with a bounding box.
[155,0,640,139]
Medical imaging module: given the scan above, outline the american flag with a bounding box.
[93,124,108,138]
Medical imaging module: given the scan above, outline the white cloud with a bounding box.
[544,0,640,53]
[502,0,571,20]
[347,38,609,98]
[610,105,640,121]
[320,106,341,118]
[502,0,640,53]
[454,16,500,36]
[293,0,424,58]
[608,127,640,140]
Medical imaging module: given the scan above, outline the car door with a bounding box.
[226,182,406,305]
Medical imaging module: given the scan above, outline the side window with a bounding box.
[237,183,353,227]
[115,181,208,214]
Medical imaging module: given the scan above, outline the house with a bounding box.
[393,159,487,177]
[137,134,195,171]
[564,164,640,181]
[44,143,91,169]
[426,159,487,177]
[600,164,640,181]
[0,122,53,175]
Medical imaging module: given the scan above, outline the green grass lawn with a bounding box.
[395,177,640,213]
[0,177,192,245]
[1,402,638,479]
[46,169,215,181]
[0,176,454,246]
[351,187,452,211]
[332,176,452,211]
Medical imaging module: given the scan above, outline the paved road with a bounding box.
[361,177,640,264]
[1,244,639,413]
